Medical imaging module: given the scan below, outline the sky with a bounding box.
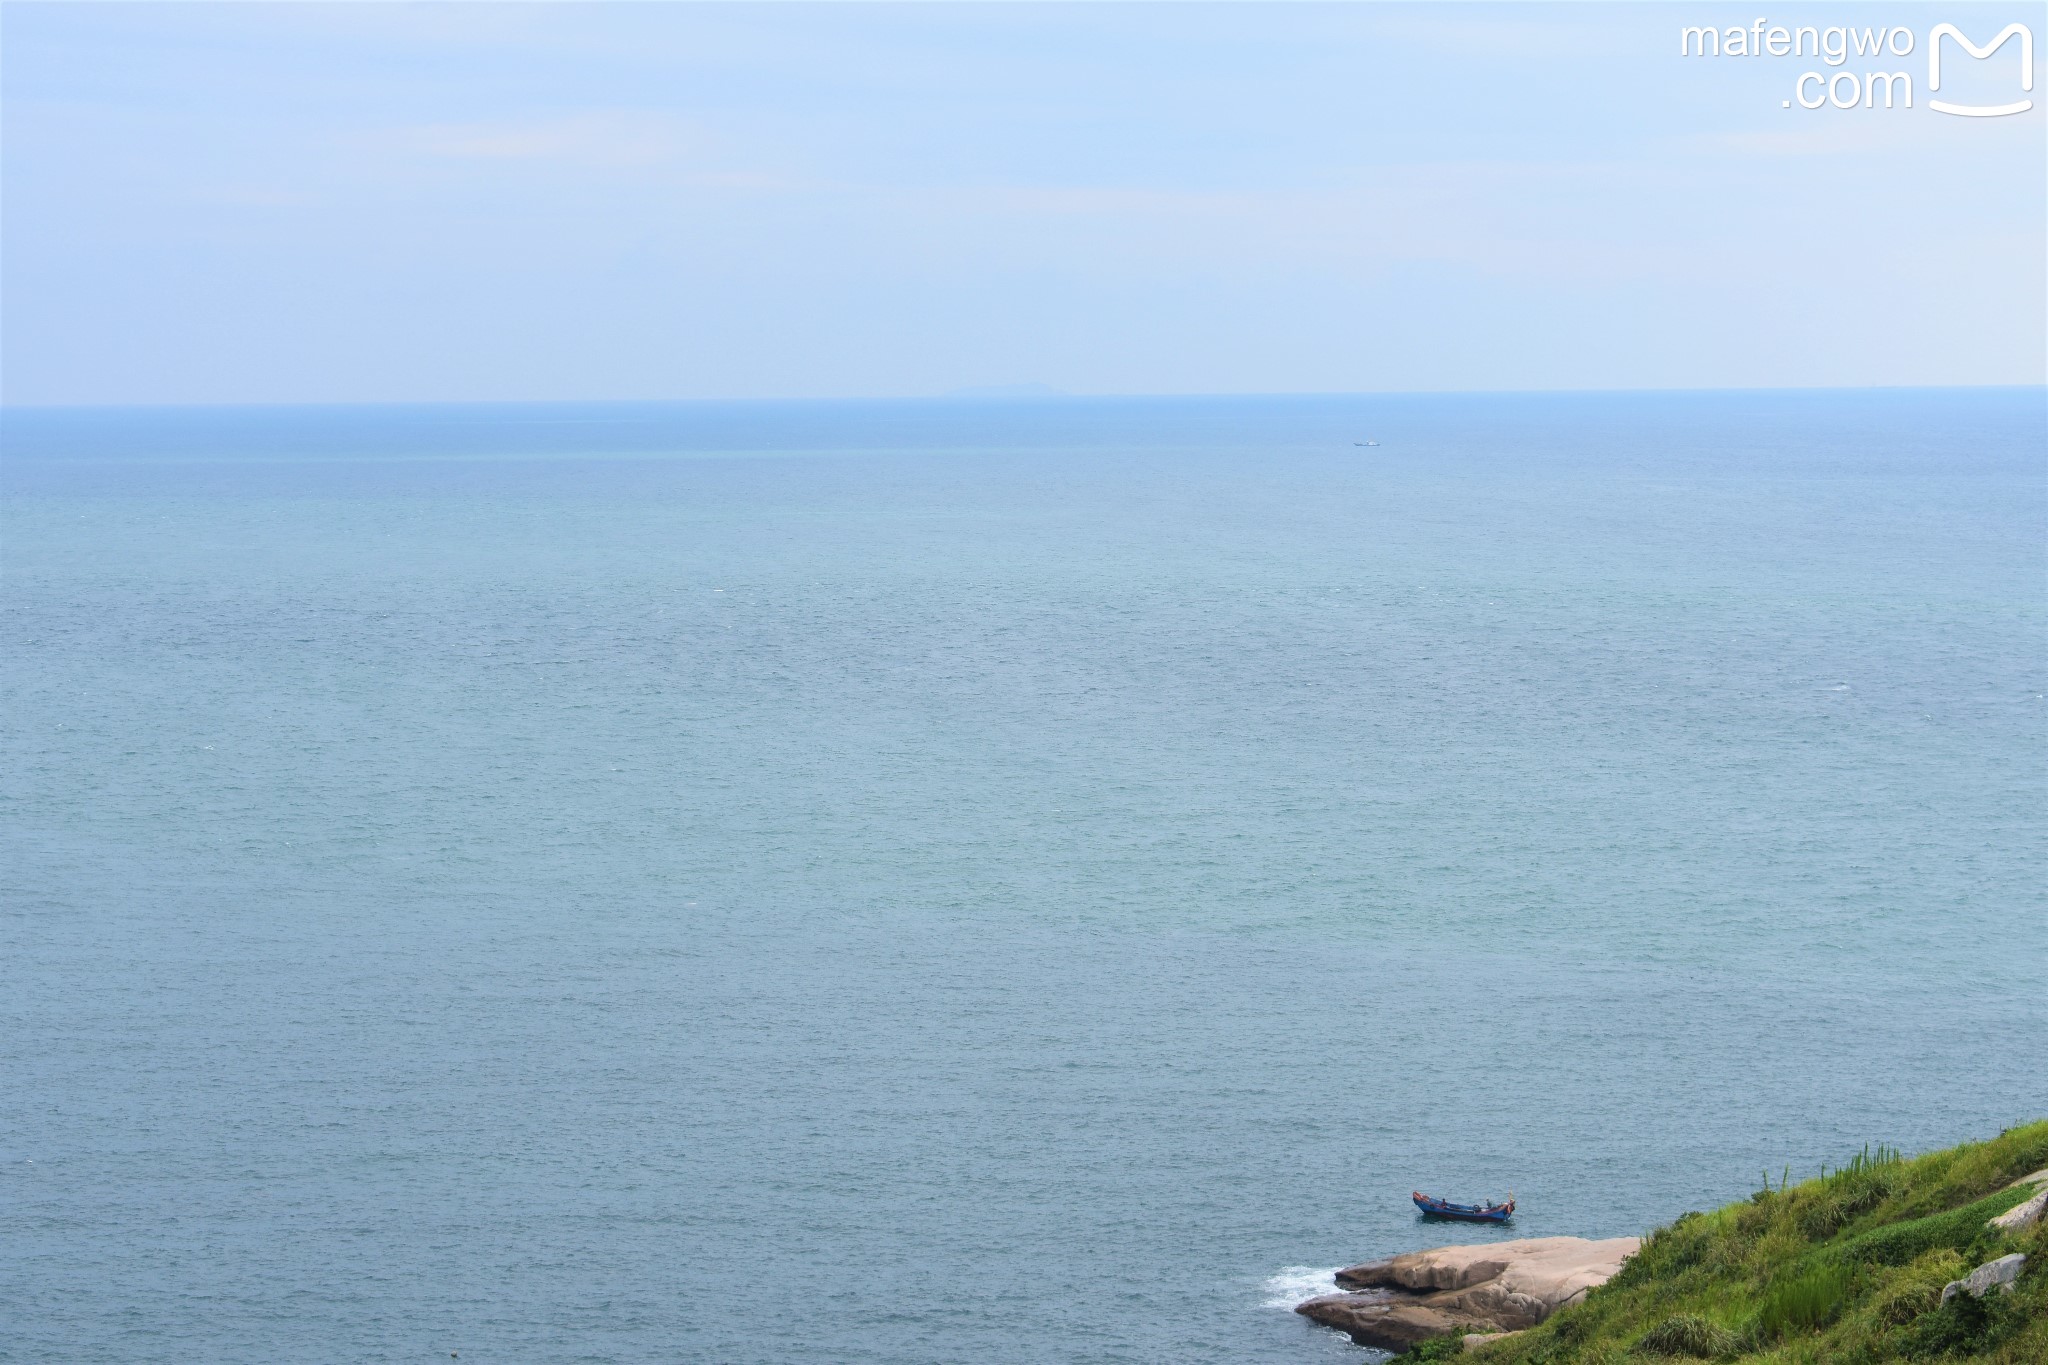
[2,1,2043,406]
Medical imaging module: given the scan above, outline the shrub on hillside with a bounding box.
[1632,1314,1734,1358]
[1751,1260,1856,1341]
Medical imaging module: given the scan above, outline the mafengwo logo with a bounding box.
[1680,19,2035,114]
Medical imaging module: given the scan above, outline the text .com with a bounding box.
[1680,20,2035,115]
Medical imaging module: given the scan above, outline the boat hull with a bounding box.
[1412,1192,1514,1223]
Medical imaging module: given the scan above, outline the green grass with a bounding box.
[1392,1120,2048,1365]
[1635,1314,1737,1357]
[1752,1260,1857,1341]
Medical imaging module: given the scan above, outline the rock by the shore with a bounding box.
[1940,1253,2026,1305]
[1295,1236,1638,1351]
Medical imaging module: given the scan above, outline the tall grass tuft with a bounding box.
[1633,1314,1734,1357]
[1796,1144,1904,1239]
[1751,1260,1856,1340]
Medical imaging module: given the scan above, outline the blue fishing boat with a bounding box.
[1413,1191,1515,1223]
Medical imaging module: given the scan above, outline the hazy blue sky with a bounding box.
[3,2,2042,405]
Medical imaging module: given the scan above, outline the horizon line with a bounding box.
[4,381,2045,416]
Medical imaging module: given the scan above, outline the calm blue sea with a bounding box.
[3,390,2044,1364]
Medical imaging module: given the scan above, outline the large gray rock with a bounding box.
[1940,1253,2026,1305]
[1295,1236,1638,1351]
[1991,1187,2048,1234]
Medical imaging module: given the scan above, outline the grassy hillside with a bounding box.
[1410,1120,2048,1365]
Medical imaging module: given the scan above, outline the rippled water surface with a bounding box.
[4,391,2043,1363]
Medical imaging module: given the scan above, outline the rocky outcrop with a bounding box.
[1294,1236,1639,1351]
[1990,1169,2048,1235]
[1940,1253,2026,1305]
[1992,1187,2048,1234]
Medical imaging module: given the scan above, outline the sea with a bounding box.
[3,389,2043,1363]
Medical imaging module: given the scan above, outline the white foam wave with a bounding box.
[1261,1265,1341,1309]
